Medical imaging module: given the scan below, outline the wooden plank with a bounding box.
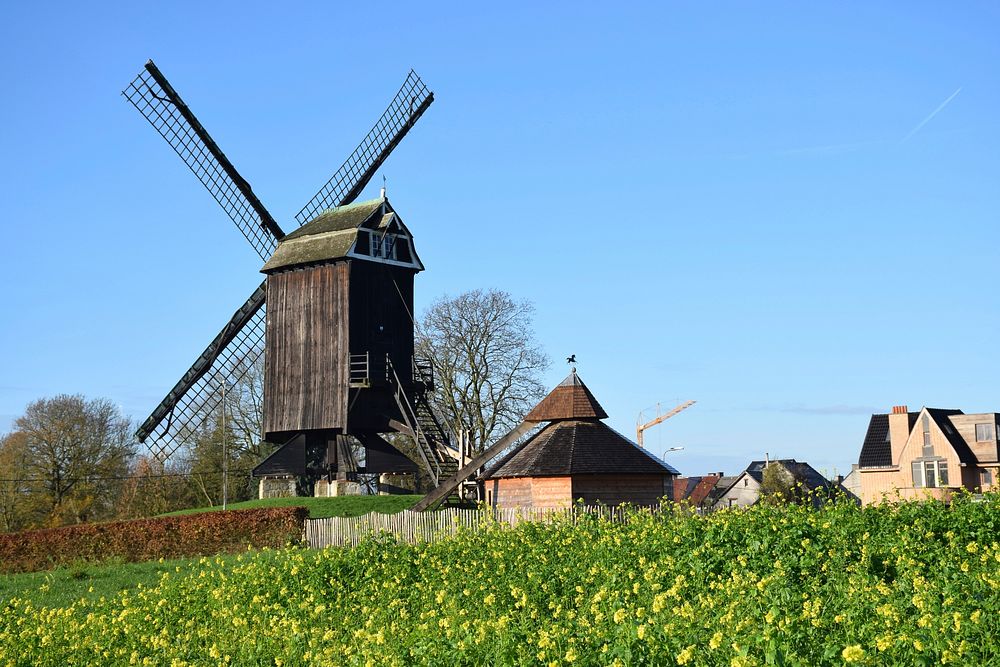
[263,263,350,436]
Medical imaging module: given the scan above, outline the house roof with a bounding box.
[673,475,722,505]
[925,408,977,464]
[858,412,919,468]
[524,370,608,422]
[481,419,679,479]
[858,408,985,468]
[261,198,394,273]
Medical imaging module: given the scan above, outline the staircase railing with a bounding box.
[386,355,442,486]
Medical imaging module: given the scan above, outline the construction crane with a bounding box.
[636,400,696,448]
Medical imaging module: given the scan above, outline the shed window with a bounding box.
[976,423,995,442]
[370,232,381,257]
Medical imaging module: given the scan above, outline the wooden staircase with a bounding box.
[386,357,458,488]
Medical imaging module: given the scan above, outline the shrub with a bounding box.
[0,506,306,573]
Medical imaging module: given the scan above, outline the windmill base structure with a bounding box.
[123,60,459,498]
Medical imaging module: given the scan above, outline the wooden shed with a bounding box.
[481,371,679,508]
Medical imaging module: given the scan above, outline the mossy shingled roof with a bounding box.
[261,198,384,273]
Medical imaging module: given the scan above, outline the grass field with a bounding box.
[161,493,423,519]
[4,495,1000,665]
[0,555,234,608]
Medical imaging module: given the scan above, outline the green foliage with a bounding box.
[2,496,999,665]
[760,463,800,504]
[161,494,424,519]
[0,507,306,574]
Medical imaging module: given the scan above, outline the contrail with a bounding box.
[902,87,962,143]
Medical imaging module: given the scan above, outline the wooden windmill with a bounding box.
[124,61,456,494]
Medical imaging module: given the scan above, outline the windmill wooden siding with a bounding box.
[263,263,350,437]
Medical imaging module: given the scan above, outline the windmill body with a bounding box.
[123,61,454,496]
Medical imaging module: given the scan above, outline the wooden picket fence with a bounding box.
[304,505,640,549]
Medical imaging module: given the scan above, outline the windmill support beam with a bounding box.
[411,420,538,512]
[135,281,267,443]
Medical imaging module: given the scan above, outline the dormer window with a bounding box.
[370,231,382,258]
[976,423,995,442]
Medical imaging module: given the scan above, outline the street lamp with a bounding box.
[221,379,231,511]
[663,446,684,457]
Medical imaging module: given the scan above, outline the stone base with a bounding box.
[314,479,362,497]
[259,477,297,499]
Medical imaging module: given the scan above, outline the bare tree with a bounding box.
[14,395,135,525]
[416,289,549,453]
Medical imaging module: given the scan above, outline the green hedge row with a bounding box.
[0,507,307,573]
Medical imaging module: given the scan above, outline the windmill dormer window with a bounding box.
[370,232,398,260]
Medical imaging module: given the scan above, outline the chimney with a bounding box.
[888,405,911,465]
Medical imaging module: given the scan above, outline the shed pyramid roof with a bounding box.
[525,370,608,422]
[482,420,679,479]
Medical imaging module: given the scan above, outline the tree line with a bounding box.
[0,289,549,533]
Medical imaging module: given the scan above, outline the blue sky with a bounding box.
[1,2,997,478]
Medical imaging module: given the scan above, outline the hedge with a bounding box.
[0,506,308,574]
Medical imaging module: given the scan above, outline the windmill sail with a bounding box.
[294,70,434,224]
[127,63,434,462]
[136,284,266,461]
[122,61,285,259]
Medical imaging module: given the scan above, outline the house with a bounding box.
[711,459,841,509]
[673,473,727,508]
[856,405,1000,505]
[480,370,679,508]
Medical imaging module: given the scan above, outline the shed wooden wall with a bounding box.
[263,263,350,437]
[571,474,671,507]
[488,476,572,509]
[487,474,672,509]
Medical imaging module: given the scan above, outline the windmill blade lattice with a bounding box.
[295,70,434,224]
[122,61,284,259]
[137,291,266,462]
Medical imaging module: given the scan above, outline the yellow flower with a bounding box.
[565,648,578,662]
[841,645,865,662]
[709,632,723,650]
[636,625,647,640]
[676,645,695,665]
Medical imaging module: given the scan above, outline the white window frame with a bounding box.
[911,459,949,488]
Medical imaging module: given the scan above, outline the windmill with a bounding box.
[123,60,454,495]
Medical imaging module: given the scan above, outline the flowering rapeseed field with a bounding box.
[2,496,999,666]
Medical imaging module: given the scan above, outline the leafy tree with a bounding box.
[115,454,197,519]
[14,395,134,526]
[0,432,32,532]
[760,463,802,505]
[416,289,549,453]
